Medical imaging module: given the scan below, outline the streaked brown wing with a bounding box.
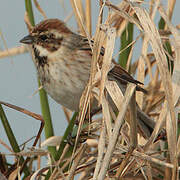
[78,37,147,94]
[78,37,105,56]
[108,64,147,93]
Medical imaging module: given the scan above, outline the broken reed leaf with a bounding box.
[129,1,176,164]
[99,26,116,104]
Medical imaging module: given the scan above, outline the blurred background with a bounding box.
[0,0,179,155]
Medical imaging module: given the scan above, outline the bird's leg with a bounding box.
[69,106,102,146]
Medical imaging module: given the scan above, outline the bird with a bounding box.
[20,18,155,138]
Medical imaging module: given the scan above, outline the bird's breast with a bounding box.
[36,52,91,111]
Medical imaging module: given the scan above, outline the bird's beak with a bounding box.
[20,35,34,44]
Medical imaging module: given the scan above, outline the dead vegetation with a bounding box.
[0,0,180,179]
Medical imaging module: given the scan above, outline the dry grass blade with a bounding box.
[0,101,44,148]
[98,83,136,180]
[105,1,136,37]
[67,144,87,180]
[167,0,176,22]
[158,5,180,179]
[130,1,176,162]
[0,173,6,180]
[105,1,143,31]
[85,0,92,35]
[74,5,106,155]
[6,148,48,157]
[62,107,72,123]
[93,124,106,179]
[70,0,86,35]
[144,101,168,150]
[31,166,55,180]
[2,0,180,179]
[136,52,145,108]
[50,144,70,180]
[106,80,124,110]
[0,139,13,153]
[24,12,33,31]
[0,101,43,121]
[76,0,85,23]
[99,26,116,104]
[33,0,47,19]
[158,6,180,106]
[117,144,180,171]
[101,94,112,137]
[8,167,20,180]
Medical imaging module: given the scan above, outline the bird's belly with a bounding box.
[38,62,90,111]
[44,79,83,111]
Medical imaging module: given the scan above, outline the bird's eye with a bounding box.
[39,34,48,41]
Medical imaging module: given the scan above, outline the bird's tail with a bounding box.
[137,106,155,139]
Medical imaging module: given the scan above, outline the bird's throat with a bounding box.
[32,45,48,68]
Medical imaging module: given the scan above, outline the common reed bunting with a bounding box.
[20,19,155,137]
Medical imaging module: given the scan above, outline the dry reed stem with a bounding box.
[24,12,33,31]
[116,144,180,171]
[167,0,176,23]
[98,83,136,180]
[62,107,72,123]
[101,93,112,137]
[136,44,146,108]
[31,165,55,180]
[8,167,21,180]
[2,0,180,179]
[158,6,180,107]
[105,1,143,31]
[68,0,101,164]
[50,144,70,179]
[0,101,43,122]
[130,1,176,164]
[104,1,130,37]
[67,144,87,180]
[129,92,138,148]
[93,123,105,179]
[144,100,168,150]
[106,81,124,109]
[99,26,116,104]
[0,46,28,59]
[85,0,92,36]
[33,0,47,19]
[116,90,137,178]
[76,0,85,23]
[5,148,48,157]
[150,0,161,20]
[159,5,180,179]
[0,139,13,153]
[76,6,106,147]
[70,0,86,35]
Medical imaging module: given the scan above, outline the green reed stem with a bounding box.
[118,22,134,69]
[24,0,56,158]
[0,104,30,176]
[45,112,78,179]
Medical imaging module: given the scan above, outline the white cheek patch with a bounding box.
[50,30,63,39]
[35,45,49,57]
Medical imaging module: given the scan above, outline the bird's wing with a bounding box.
[78,37,147,93]
[108,64,147,93]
